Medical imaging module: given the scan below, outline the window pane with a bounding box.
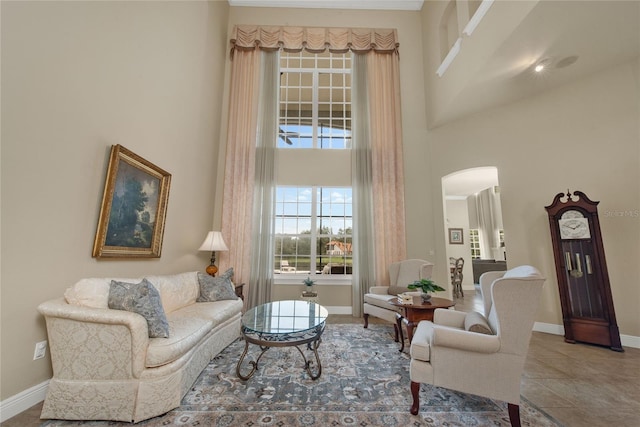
[279,51,350,150]
[275,186,352,276]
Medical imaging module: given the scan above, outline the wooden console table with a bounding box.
[390,297,455,352]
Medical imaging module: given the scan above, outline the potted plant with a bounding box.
[407,279,445,302]
[302,276,316,297]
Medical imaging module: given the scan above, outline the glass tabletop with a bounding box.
[242,300,328,335]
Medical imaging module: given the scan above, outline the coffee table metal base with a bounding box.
[236,324,324,380]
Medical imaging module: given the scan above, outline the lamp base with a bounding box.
[205,264,218,276]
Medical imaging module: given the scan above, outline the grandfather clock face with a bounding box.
[558,210,591,240]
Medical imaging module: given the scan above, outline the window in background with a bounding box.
[469,229,481,259]
[279,50,351,149]
[274,186,352,276]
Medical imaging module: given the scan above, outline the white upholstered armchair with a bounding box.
[363,259,434,341]
[409,265,545,427]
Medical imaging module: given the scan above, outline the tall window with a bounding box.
[274,187,352,275]
[275,50,353,278]
[279,51,351,149]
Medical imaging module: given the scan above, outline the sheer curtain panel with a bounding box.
[218,49,260,294]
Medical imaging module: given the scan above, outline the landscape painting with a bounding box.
[93,145,171,258]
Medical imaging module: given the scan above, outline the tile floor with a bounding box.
[3,290,638,426]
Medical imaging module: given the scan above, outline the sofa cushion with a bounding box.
[363,293,402,314]
[145,313,213,368]
[65,277,140,309]
[464,311,493,335]
[178,299,244,325]
[197,269,237,302]
[108,279,170,338]
[145,272,199,314]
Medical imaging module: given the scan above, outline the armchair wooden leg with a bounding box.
[508,403,521,427]
[393,323,399,342]
[410,381,420,415]
[363,313,369,329]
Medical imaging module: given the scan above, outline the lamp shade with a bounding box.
[198,231,228,252]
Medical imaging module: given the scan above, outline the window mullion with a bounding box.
[312,69,319,148]
[310,186,318,273]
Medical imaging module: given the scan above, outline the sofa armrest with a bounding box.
[433,308,466,328]
[38,298,149,379]
[431,326,500,354]
[367,286,391,295]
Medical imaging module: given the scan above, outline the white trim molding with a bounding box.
[534,322,640,349]
[0,379,49,423]
[436,37,461,77]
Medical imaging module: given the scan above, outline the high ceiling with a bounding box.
[229,0,639,196]
[437,0,640,125]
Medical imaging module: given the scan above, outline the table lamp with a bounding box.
[198,231,228,276]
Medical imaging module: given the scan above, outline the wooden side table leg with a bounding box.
[405,320,416,343]
[396,314,405,352]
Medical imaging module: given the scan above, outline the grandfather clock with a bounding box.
[545,190,623,351]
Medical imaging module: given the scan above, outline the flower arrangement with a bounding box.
[407,278,445,294]
[302,276,316,287]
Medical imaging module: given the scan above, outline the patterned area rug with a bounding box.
[42,323,562,426]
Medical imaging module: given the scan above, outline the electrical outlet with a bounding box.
[33,340,47,360]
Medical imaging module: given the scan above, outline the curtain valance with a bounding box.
[231,25,399,54]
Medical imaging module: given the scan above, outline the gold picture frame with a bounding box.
[93,145,171,258]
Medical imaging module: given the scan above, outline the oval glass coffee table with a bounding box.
[236,300,328,380]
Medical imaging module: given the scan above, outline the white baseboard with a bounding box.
[534,322,640,349]
[533,322,564,335]
[0,379,48,423]
[326,305,352,315]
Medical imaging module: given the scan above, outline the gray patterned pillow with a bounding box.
[108,279,170,338]
[197,269,237,302]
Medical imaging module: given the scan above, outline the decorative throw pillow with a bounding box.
[197,269,237,302]
[464,311,493,335]
[108,279,170,338]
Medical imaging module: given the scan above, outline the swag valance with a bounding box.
[230,25,399,54]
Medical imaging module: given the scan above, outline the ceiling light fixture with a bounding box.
[534,58,552,73]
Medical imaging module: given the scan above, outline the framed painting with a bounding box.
[448,228,464,245]
[93,145,171,258]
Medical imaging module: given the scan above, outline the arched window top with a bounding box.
[230,25,399,54]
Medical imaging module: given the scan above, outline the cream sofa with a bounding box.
[37,271,243,423]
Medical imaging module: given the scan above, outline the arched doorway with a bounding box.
[442,167,505,295]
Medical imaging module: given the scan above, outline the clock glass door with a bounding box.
[562,240,603,319]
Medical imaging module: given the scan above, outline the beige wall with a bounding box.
[1,0,230,400]
[427,60,640,337]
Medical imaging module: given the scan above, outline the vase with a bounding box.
[421,293,431,302]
